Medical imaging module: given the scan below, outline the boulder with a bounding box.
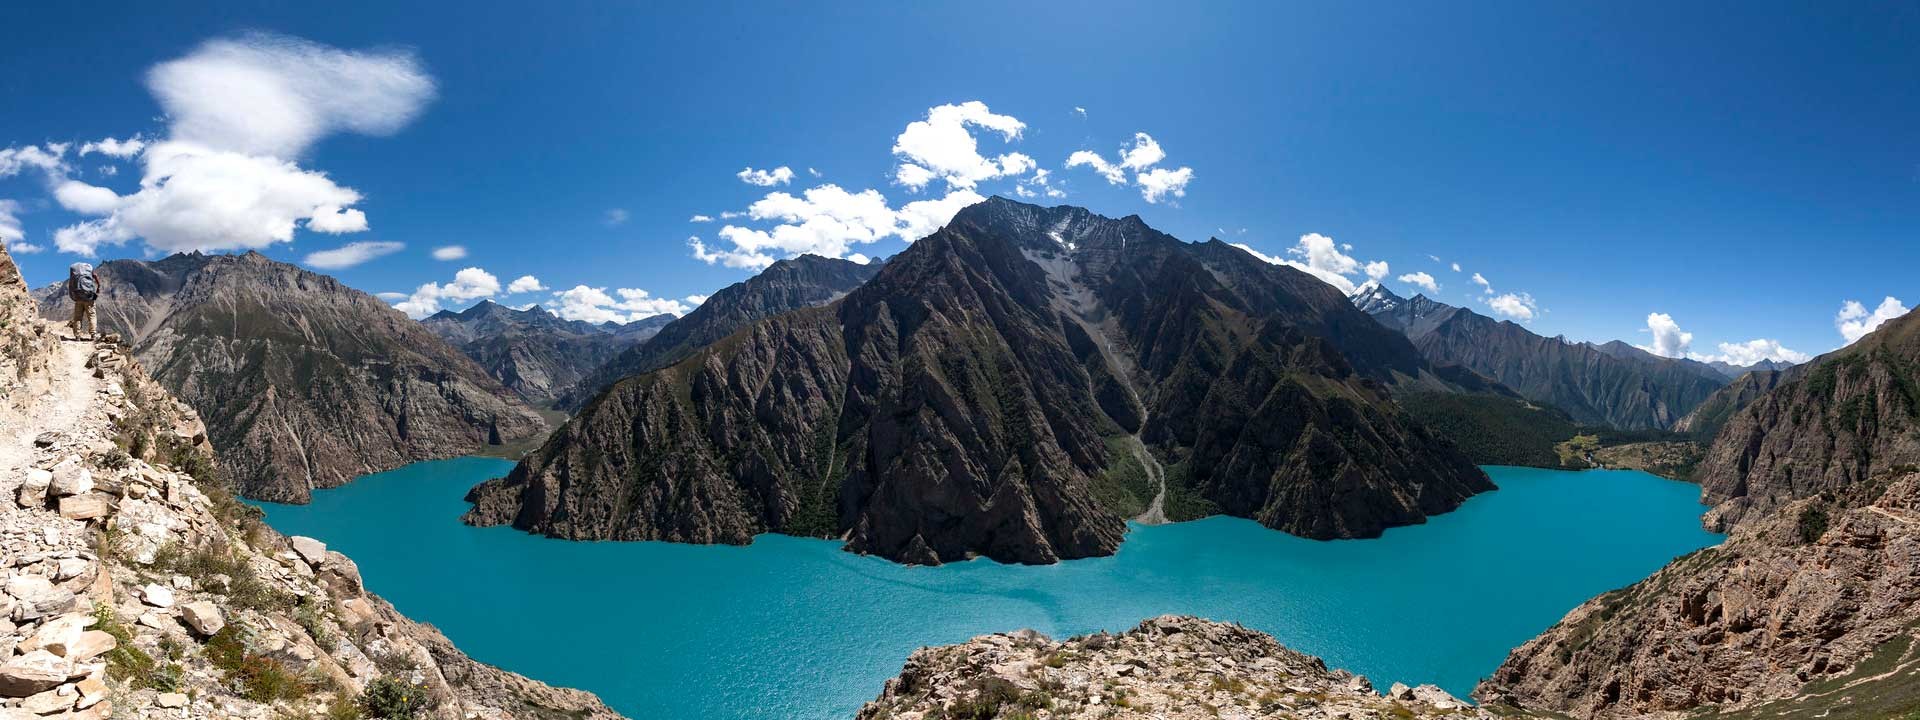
[49,463,93,497]
[57,494,109,520]
[74,676,107,709]
[16,468,50,508]
[53,558,90,581]
[290,536,328,567]
[136,583,174,609]
[1411,684,1464,710]
[1387,682,1414,700]
[180,601,224,637]
[155,692,187,708]
[18,614,88,655]
[5,576,75,621]
[0,650,70,697]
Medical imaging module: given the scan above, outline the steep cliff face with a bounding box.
[1672,368,1792,439]
[465,198,1490,565]
[1477,473,1920,719]
[1354,285,1727,430]
[1480,309,1920,719]
[553,255,880,410]
[859,616,1491,720]
[1694,308,1920,530]
[422,300,669,406]
[38,253,546,503]
[0,241,620,720]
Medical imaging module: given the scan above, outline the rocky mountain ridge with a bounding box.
[421,300,672,406]
[37,252,546,503]
[553,254,881,410]
[0,242,620,720]
[466,197,1492,565]
[1353,284,1730,430]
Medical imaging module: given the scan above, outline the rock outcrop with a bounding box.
[1354,284,1728,430]
[422,300,671,406]
[1672,367,1792,439]
[858,616,1490,720]
[1481,308,1920,719]
[554,254,881,410]
[467,198,1491,565]
[37,252,546,503]
[1693,306,1920,530]
[0,241,620,719]
[1477,472,1920,719]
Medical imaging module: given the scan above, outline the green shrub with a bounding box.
[296,596,335,650]
[358,677,429,720]
[1798,503,1831,544]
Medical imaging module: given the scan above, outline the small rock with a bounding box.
[52,558,90,582]
[0,650,70,697]
[74,676,107,709]
[180,601,224,637]
[33,432,57,448]
[19,614,88,656]
[137,583,174,609]
[155,692,187,708]
[57,494,109,521]
[290,536,328,567]
[1387,682,1413,700]
[19,686,73,714]
[65,632,116,662]
[123,482,149,499]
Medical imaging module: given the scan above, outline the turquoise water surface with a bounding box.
[254,459,1719,719]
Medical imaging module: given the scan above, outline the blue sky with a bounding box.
[0,1,1914,360]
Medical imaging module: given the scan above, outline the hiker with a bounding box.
[66,262,101,341]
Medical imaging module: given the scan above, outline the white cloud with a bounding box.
[1136,167,1193,204]
[1638,312,1693,358]
[686,293,710,305]
[697,184,983,270]
[48,35,434,256]
[375,291,408,301]
[1471,272,1491,293]
[1013,167,1065,199]
[1450,262,1462,272]
[1397,271,1439,293]
[1065,151,1126,185]
[1707,339,1810,366]
[79,136,146,158]
[389,267,501,318]
[891,101,1029,191]
[604,208,630,226]
[1233,232,1389,295]
[1063,132,1194,204]
[548,284,693,324]
[431,245,467,261]
[53,141,370,255]
[806,168,821,178]
[147,33,434,158]
[1837,296,1909,345]
[737,166,795,187]
[303,240,403,269]
[98,166,119,177]
[1637,312,1811,365]
[507,275,546,294]
[0,199,26,247]
[52,180,122,215]
[0,144,67,178]
[1073,106,1087,118]
[1363,260,1389,281]
[689,214,713,223]
[1119,132,1165,170]
[1488,292,1538,321]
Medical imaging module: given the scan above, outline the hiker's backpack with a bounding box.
[67,263,97,302]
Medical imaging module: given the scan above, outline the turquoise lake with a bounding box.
[254,459,1720,719]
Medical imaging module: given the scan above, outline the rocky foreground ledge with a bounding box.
[857,616,1492,720]
[0,243,621,720]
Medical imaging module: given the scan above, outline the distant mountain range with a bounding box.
[37,251,546,502]
[552,254,882,411]
[465,198,1494,564]
[1351,283,1787,430]
[422,299,673,406]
